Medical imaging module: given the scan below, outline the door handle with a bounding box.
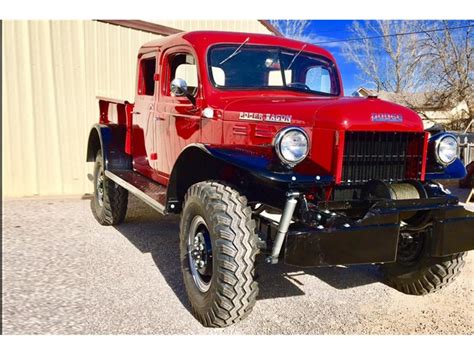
[155,115,166,121]
[131,111,141,115]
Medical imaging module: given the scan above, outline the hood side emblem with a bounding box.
[371,113,403,122]
[239,112,292,124]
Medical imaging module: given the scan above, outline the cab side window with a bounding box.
[138,56,156,96]
[168,53,198,96]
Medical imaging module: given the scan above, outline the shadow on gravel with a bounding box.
[113,196,189,311]
[114,196,383,307]
[256,260,381,300]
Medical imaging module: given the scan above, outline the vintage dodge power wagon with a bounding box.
[87,31,474,327]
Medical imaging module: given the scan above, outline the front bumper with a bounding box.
[284,198,474,267]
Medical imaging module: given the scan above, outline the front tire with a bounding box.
[380,230,466,295]
[91,150,128,225]
[179,181,259,327]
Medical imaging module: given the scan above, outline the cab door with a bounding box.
[155,48,202,177]
[132,51,159,180]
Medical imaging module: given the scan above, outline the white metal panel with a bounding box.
[2,20,162,196]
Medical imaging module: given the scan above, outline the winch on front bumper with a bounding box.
[259,187,474,267]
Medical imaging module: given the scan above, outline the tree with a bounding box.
[342,20,425,94]
[343,20,473,129]
[417,21,473,129]
[269,20,310,41]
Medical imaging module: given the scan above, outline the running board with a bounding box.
[105,170,167,214]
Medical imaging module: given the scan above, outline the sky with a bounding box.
[303,20,362,95]
[275,20,472,96]
[274,20,377,95]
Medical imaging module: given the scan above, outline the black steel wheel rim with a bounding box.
[96,169,105,207]
[187,215,213,292]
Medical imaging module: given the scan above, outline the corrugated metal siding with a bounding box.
[2,20,272,197]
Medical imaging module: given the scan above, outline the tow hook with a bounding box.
[266,191,300,264]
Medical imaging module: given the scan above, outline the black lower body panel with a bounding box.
[284,216,400,267]
[431,206,474,257]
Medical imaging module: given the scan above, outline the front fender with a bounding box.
[166,144,333,211]
[425,132,467,180]
[425,158,467,180]
[206,145,333,186]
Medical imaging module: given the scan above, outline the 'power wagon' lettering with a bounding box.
[239,112,292,123]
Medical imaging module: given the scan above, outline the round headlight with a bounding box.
[436,134,458,165]
[273,127,309,167]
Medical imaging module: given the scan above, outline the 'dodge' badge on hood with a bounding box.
[371,113,403,122]
[239,112,292,124]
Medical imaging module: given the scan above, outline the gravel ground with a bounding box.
[2,195,474,335]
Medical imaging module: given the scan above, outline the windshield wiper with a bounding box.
[286,44,307,70]
[219,37,250,65]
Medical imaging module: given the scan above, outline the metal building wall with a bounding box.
[2,20,272,197]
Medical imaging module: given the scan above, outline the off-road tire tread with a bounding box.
[385,252,466,295]
[181,181,258,327]
[91,151,128,226]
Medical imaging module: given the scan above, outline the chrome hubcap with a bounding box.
[187,216,213,292]
[96,172,104,207]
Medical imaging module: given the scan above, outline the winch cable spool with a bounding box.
[387,183,422,200]
[362,180,429,224]
[362,180,426,201]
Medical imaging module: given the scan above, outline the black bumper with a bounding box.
[284,199,474,267]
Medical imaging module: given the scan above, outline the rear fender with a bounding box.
[86,124,132,170]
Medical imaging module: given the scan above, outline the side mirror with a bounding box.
[170,78,196,106]
[170,77,188,96]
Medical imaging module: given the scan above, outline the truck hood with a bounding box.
[222,96,424,132]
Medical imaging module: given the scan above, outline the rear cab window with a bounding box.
[138,56,156,96]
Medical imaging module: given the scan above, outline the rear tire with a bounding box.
[179,181,259,327]
[380,230,466,295]
[91,150,128,225]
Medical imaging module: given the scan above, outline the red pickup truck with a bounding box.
[87,31,474,327]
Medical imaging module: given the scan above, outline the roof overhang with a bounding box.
[96,20,183,36]
[96,19,282,37]
[257,20,283,36]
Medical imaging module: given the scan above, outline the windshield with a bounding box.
[208,45,340,96]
